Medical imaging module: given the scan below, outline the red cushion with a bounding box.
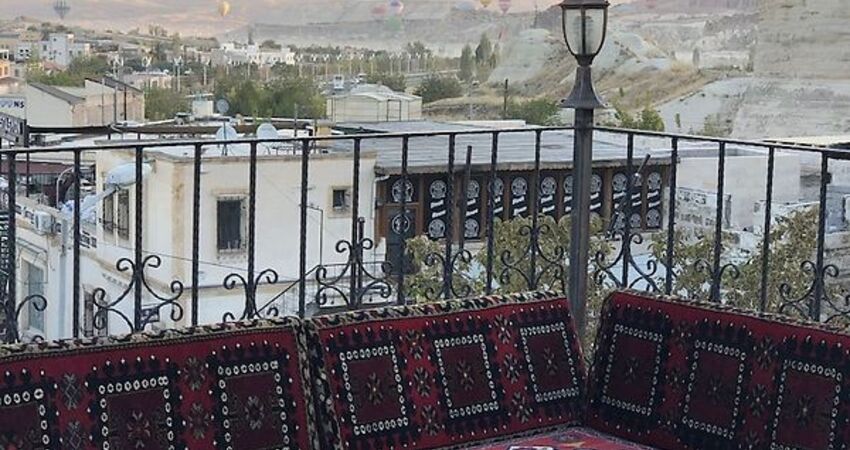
[0,318,316,449]
[587,291,850,449]
[306,292,587,449]
[472,426,656,449]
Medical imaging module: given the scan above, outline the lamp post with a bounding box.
[560,0,608,337]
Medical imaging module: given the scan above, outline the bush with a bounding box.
[507,98,562,126]
[368,73,406,92]
[415,75,463,103]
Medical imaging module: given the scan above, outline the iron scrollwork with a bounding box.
[223,268,281,321]
[315,218,393,309]
[92,255,185,333]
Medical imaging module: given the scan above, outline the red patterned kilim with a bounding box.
[0,318,316,449]
[472,426,656,449]
[307,292,587,449]
[587,291,850,449]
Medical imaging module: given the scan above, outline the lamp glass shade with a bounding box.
[561,4,608,60]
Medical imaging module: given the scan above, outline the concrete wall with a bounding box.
[676,148,801,230]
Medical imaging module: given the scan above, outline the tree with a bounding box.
[649,208,821,316]
[638,106,665,131]
[475,34,492,66]
[610,105,664,131]
[27,55,112,86]
[506,98,562,126]
[260,39,282,50]
[368,73,406,92]
[415,75,463,103]
[459,45,475,82]
[145,87,188,121]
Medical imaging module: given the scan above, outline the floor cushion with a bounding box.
[306,292,587,450]
[587,290,850,449]
[471,426,656,449]
[0,318,316,449]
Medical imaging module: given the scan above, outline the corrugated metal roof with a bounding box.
[28,82,85,105]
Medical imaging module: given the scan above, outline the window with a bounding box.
[102,186,114,232]
[332,188,351,211]
[217,198,244,252]
[24,262,44,332]
[116,190,129,239]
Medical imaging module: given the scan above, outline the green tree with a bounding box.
[145,87,189,121]
[415,75,463,103]
[28,55,112,86]
[638,106,665,131]
[506,98,562,126]
[260,39,281,50]
[650,208,820,315]
[459,45,475,82]
[610,105,664,131]
[368,73,407,92]
[475,34,492,66]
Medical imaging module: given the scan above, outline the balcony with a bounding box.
[0,123,846,343]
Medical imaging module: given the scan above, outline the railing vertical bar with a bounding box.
[6,151,17,343]
[664,137,678,295]
[813,155,829,321]
[759,147,775,312]
[350,138,361,308]
[459,145,473,255]
[443,134,456,299]
[622,134,634,287]
[530,130,542,289]
[710,142,726,303]
[247,142,258,318]
[396,136,410,305]
[133,146,143,331]
[72,149,81,338]
[298,139,310,318]
[191,144,202,326]
[25,153,30,197]
[485,132,499,294]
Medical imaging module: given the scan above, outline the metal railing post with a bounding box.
[569,109,594,338]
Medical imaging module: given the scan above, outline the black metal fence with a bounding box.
[1,125,849,343]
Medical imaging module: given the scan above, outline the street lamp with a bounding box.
[560,0,609,337]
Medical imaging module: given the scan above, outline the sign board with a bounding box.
[0,98,25,110]
[0,112,26,146]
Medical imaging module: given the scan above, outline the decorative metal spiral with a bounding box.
[92,255,185,333]
[223,268,280,321]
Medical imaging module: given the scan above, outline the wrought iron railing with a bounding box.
[1,125,849,343]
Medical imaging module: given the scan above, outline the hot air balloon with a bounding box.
[54,0,71,20]
[218,1,231,18]
[372,4,388,18]
[388,0,404,17]
[480,0,493,8]
[498,0,511,14]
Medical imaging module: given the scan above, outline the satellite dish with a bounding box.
[256,123,278,140]
[215,124,239,141]
[216,99,230,115]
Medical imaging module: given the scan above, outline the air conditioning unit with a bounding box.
[32,211,55,235]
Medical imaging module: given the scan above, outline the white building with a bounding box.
[326,84,422,122]
[39,33,91,68]
[123,71,174,90]
[210,42,296,67]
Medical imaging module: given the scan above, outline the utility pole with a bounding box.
[503,79,509,119]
